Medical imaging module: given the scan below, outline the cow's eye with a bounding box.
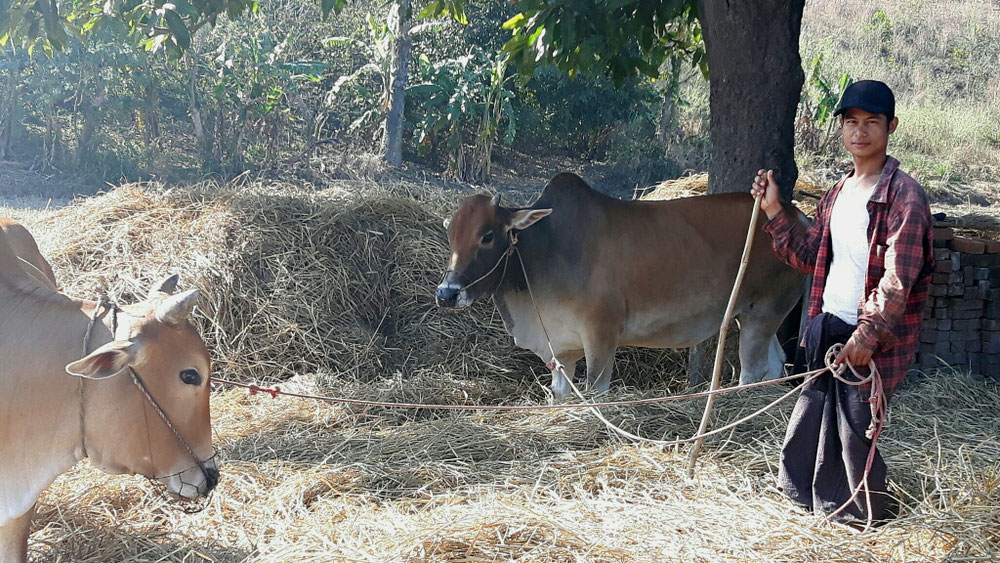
[480,232,495,245]
[180,369,202,386]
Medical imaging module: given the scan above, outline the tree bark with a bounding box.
[658,55,682,149]
[76,67,106,168]
[381,0,411,168]
[0,61,18,159]
[696,0,805,201]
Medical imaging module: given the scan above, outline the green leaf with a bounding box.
[502,13,526,30]
[321,0,335,19]
[163,9,190,49]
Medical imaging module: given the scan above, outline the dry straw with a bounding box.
[16,175,1000,561]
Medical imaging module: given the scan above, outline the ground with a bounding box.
[2,155,999,562]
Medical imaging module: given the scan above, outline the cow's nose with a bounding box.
[436,284,459,307]
[204,466,220,492]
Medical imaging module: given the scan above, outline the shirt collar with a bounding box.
[837,155,899,204]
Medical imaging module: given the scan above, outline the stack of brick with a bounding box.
[915,226,1000,379]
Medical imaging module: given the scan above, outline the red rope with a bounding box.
[211,369,813,411]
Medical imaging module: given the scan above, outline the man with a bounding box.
[750,80,934,523]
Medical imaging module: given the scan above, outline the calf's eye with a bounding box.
[180,369,202,386]
[481,232,495,245]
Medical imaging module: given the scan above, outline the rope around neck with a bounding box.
[77,295,213,495]
[79,294,111,459]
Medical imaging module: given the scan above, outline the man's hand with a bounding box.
[750,169,783,220]
[835,336,875,370]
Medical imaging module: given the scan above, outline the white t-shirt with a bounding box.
[821,179,877,325]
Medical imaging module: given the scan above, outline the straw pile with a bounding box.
[641,173,827,216]
[31,178,689,389]
[16,176,1000,561]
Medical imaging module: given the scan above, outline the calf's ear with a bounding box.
[66,340,138,380]
[510,208,552,231]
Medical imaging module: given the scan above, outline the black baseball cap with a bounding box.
[834,80,895,121]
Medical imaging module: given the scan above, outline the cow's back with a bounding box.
[514,176,802,343]
[0,218,57,290]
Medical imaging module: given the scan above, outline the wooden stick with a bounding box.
[686,192,763,478]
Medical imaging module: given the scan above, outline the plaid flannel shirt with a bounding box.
[764,156,934,400]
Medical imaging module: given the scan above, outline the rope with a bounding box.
[211,369,813,411]
[687,192,763,476]
[79,294,109,459]
[822,345,885,531]
[75,295,214,496]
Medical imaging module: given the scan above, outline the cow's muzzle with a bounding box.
[436,271,471,308]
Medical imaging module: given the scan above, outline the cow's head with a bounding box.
[437,193,551,308]
[65,275,218,501]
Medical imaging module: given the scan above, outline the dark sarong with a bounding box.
[777,313,889,522]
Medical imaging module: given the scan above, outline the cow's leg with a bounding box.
[737,314,786,385]
[583,329,619,395]
[0,504,34,563]
[548,351,584,401]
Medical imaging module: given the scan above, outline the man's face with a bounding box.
[839,107,898,159]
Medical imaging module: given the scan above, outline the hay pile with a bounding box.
[18,176,1000,561]
[641,173,827,216]
[32,179,689,391]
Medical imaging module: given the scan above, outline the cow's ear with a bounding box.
[66,340,137,380]
[510,208,552,230]
[147,274,179,299]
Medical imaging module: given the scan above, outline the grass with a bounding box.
[797,0,1000,193]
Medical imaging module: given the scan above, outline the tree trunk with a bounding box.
[657,55,682,149]
[381,0,411,168]
[76,61,106,168]
[696,0,805,201]
[0,61,18,159]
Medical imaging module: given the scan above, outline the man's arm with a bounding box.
[751,169,827,274]
[851,185,932,354]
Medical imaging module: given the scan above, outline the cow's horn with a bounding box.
[155,288,200,325]
[148,274,180,298]
[490,193,501,207]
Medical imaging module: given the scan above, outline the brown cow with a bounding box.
[436,172,806,399]
[0,217,57,290]
[0,226,218,563]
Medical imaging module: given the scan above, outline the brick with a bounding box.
[964,286,979,300]
[961,254,977,268]
[975,268,991,281]
[935,227,955,241]
[987,289,1000,302]
[937,319,953,331]
[920,329,940,343]
[968,341,982,353]
[933,247,954,261]
[920,341,951,355]
[983,353,1000,365]
[983,340,1000,354]
[965,266,976,285]
[974,254,1000,268]
[935,260,956,273]
[934,307,952,319]
[951,238,986,254]
[929,284,948,297]
[982,331,1000,344]
[954,309,982,320]
[952,299,985,311]
[950,330,981,342]
[953,319,982,331]
[985,239,1000,254]
[982,319,1000,331]
[977,280,991,300]
[987,302,1000,319]
[949,283,966,297]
